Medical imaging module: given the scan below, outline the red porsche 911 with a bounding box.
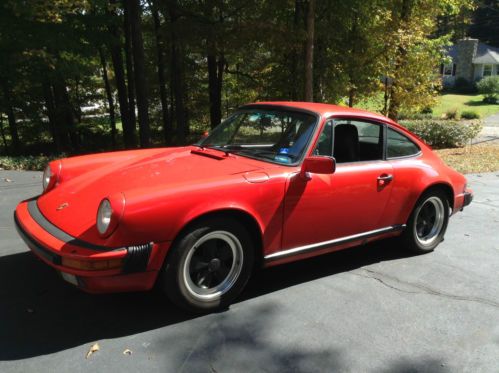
[15,102,473,312]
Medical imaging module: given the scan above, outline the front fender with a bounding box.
[114,173,288,255]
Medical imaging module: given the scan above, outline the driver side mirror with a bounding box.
[300,156,336,180]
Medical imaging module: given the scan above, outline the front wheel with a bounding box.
[160,218,254,313]
[401,190,450,254]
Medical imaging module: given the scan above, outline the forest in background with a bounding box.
[0,0,497,156]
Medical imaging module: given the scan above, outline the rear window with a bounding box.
[387,128,420,158]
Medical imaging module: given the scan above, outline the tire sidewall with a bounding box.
[405,189,450,253]
[162,218,255,312]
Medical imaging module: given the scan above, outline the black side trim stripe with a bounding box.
[28,200,115,251]
[265,224,406,262]
[14,212,62,265]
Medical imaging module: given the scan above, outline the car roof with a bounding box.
[244,101,399,126]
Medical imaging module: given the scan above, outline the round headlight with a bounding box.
[42,165,52,192]
[97,199,113,235]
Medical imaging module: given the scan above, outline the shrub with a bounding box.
[400,119,482,148]
[461,110,480,120]
[420,106,433,115]
[477,76,499,103]
[453,77,477,94]
[445,108,459,120]
[398,112,433,120]
[483,96,498,104]
[0,154,64,171]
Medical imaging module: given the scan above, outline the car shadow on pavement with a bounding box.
[0,238,411,361]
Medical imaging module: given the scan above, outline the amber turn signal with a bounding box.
[62,257,124,271]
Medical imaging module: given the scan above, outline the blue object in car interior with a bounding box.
[274,155,292,164]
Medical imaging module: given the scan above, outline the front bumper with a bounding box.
[14,199,170,293]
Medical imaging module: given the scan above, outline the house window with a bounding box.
[443,64,454,76]
[483,64,493,77]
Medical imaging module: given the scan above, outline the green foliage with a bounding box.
[468,0,499,47]
[460,110,480,119]
[380,0,475,119]
[0,154,65,171]
[445,108,460,120]
[398,112,433,120]
[453,77,477,94]
[401,119,482,148]
[0,0,480,155]
[476,76,499,103]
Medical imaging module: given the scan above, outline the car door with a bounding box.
[281,118,395,252]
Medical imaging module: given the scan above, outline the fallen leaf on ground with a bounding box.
[86,343,100,359]
[123,349,132,355]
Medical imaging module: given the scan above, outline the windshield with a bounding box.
[197,108,318,165]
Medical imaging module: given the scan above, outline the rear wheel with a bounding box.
[401,190,449,254]
[161,218,254,313]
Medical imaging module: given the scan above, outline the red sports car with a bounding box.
[15,102,473,312]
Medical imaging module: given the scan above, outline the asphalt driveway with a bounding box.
[1,171,498,372]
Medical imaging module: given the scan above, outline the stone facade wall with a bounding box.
[455,38,478,82]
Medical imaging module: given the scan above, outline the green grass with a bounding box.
[433,94,499,119]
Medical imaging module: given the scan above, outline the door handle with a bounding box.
[377,174,393,186]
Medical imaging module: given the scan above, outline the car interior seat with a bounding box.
[334,124,360,163]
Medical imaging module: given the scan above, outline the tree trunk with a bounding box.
[206,2,225,129]
[304,0,315,102]
[291,0,303,101]
[123,0,137,135]
[150,0,171,143]
[128,0,150,148]
[168,0,188,144]
[207,54,224,129]
[1,83,21,154]
[347,14,359,108]
[0,113,8,153]
[99,48,117,148]
[387,0,412,120]
[53,78,79,151]
[109,45,136,148]
[42,81,61,152]
[107,4,136,148]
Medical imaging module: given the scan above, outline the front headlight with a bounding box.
[42,161,61,193]
[97,199,113,235]
[42,165,52,192]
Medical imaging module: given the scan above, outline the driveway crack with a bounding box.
[353,268,499,309]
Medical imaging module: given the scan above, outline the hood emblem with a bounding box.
[56,202,69,211]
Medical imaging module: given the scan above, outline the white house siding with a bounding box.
[474,64,483,80]
[473,64,499,80]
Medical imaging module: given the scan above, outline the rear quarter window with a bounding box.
[387,127,420,158]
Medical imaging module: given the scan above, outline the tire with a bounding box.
[401,189,450,254]
[160,218,254,313]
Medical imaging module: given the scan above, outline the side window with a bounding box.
[333,119,383,163]
[313,120,333,156]
[386,128,420,158]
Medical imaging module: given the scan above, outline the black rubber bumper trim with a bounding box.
[463,192,473,208]
[123,243,153,273]
[27,200,116,252]
[14,212,62,265]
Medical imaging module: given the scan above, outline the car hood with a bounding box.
[37,146,264,238]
